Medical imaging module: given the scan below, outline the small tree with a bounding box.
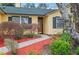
[0,21,24,55]
[56,3,73,33]
[0,21,24,39]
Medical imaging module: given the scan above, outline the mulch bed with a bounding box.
[0,43,4,47]
[52,34,61,40]
[0,38,4,47]
[5,38,52,55]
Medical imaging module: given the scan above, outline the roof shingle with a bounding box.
[0,7,54,15]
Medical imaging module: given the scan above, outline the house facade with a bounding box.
[0,3,64,35]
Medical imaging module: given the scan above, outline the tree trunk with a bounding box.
[56,3,73,33]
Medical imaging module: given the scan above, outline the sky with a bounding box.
[21,3,58,9]
[47,3,58,9]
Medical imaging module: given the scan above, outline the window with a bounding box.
[53,16,64,29]
[8,16,32,24]
[12,16,20,23]
[21,16,29,24]
[28,18,32,24]
[21,16,32,24]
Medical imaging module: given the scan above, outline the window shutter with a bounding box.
[28,18,32,24]
[8,17,12,21]
[53,17,56,28]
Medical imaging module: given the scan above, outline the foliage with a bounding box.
[49,40,71,55]
[1,3,15,7]
[31,24,39,33]
[76,47,79,55]
[28,51,36,55]
[4,38,18,55]
[15,34,22,40]
[37,3,48,9]
[0,22,39,39]
[24,3,36,8]
[22,23,39,33]
[0,51,4,55]
[22,23,32,30]
[0,21,24,39]
[23,33,36,38]
[60,32,72,42]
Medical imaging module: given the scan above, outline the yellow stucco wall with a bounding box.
[2,14,8,22]
[43,10,63,34]
[0,14,8,23]
[0,14,38,25]
[31,16,38,24]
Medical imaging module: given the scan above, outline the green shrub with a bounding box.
[49,40,71,55]
[76,47,79,55]
[0,51,4,55]
[15,34,22,40]
[24,33,36,38]
[61,32,72,42]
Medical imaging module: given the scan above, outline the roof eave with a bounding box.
[6,13,45,16]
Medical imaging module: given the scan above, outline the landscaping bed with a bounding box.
[0,35,51,55]
[0,38,4,47]
[0,43,4,47]
[5,38,52,55]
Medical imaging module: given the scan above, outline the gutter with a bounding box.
[44,9,59,16]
